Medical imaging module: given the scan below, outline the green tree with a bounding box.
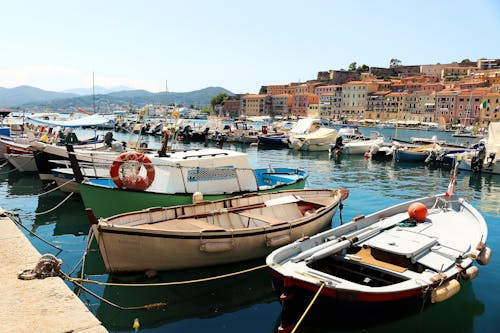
[390,58,402,68]
[210,93,228,107]
[460,58,471,63]
[210,93,228,116]
[356,64,369,72]
[348,62,357,71]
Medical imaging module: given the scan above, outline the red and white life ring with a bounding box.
[109,152,155,190]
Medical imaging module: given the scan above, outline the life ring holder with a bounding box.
[109,152,155,190]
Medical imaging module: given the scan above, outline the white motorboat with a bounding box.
[267,167,491,332]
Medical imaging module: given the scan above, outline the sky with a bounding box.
[1,0,499,94]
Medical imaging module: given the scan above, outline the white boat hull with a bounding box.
[92,189,347,273]
[267,193,489,305]
[5,153,37,172]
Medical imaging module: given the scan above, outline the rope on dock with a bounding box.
[67,263,269,287]
[291,283,325,333]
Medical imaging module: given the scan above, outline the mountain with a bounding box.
[0,86,78,107]
[0,85,233,109]
[62,85,134,96]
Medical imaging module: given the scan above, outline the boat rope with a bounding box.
[66,263,269,287]
[291,283,325,333]
[0,160,9,168]
[62,273,168,310]
[17,192,75,217]
[4,212,63,251]
[9,178,75,198]
[67,227,94,277]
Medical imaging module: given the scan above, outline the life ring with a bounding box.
[109,152,155,190]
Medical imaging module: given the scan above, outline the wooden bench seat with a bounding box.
[238,211,287,226]
[140,218,225,232]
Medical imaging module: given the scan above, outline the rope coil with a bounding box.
[17,253,62,280]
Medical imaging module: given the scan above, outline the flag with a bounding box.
[480,100,487,109]
[445,175,456,197]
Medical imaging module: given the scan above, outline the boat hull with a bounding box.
[266,193,489,312]
[80,177,307,218]
[94,189,342,273]
[5,153,38,173]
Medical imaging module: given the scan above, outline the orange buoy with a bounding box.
[408,202,427,222]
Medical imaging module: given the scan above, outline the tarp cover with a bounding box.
[487,121,500,156]
[27,114,112,128]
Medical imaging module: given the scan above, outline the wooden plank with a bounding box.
[238,211,287,225]
[347,247,407,273]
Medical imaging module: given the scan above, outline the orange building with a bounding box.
[291,93,319,117]
[480,92,500,126]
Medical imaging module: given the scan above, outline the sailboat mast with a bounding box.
[92,72,96,114]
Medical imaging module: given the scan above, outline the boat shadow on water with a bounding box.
[79,258,277,331]
[275,280,484,332]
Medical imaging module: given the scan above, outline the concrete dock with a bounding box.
[0,210,107,333]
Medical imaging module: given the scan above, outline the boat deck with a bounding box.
[0,210,107,333]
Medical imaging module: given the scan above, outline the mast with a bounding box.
[92,72,96,114]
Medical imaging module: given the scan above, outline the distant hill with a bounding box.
[62,85,134,96]
[0,86,78,107]
[0,85,233,109]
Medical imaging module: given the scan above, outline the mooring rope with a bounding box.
[9,178,76,198]
[5,212,63,251]
[0,160,9,168]
[62,272,168,310]
[67,263,269,287]
[291,283,325,333]
[16,192,75,217]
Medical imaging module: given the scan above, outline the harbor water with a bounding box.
[1,126,498,333]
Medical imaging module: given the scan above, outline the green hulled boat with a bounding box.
[77,148,308,218]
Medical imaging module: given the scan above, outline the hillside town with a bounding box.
[220,58,500,129]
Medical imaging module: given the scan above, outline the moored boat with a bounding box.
[288,118,338,151]
[75,148,309,218]
[266,168,491,332]
[88,188,348,273]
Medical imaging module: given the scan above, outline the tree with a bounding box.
[356,64,369,72]
[210,93,228,116]
[460,58,471,63]
[348,62,357,71]
[389,58,402,68]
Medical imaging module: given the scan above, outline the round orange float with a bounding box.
[407,202,428,222]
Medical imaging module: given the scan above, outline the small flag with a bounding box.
[445,175,456,197]
[480,100,487,109]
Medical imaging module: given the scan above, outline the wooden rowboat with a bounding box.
[88,188,348,274]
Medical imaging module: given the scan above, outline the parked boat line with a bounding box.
[0,122,497,333]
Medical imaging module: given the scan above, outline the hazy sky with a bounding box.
[1,0,499,94]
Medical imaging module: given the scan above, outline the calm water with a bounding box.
[0,127,498,333]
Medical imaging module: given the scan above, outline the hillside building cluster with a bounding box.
[222,59,500,127]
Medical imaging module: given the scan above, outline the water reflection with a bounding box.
[34,193,90,236]
[87,259,275,332]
